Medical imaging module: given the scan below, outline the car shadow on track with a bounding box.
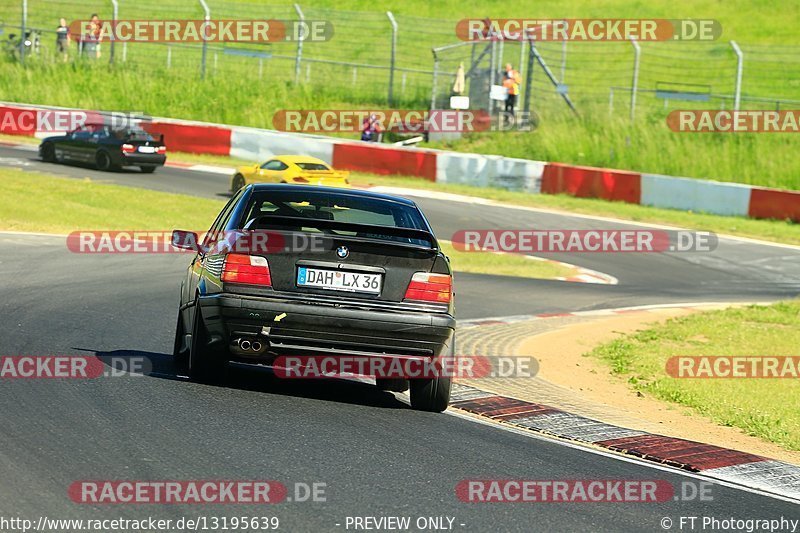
[87,348,410,410]
[35,157,149,173]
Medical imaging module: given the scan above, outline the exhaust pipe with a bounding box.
[231,334,268,355]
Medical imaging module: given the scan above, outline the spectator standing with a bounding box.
[81,13,103,59]
[361,114,383,142]
[56,18,70,62]
[502,63,522,115]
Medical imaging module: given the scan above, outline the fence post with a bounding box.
[294,4,305,83]
[430,49,439,111]
[630,38,641,121]
[109,0,118,64]
[489,40,497,114]
[731,40,743,111]
[199,0,210,79]
[386,11,398,106]
[20,0,27,65]
[522,34,535,114]
[609,87,614,116]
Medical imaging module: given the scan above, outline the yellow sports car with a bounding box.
[230,155,350,192]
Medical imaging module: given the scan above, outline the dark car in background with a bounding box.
[39,123,166,173]
[171,184,455,412]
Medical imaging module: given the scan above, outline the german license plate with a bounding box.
[138,146,156,153]
[297,267,381,294]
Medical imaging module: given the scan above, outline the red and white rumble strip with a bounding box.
[450,302,800,502]
[448,383,800,501]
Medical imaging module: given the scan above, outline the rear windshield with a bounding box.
[111,128,154,141]
[295,162,330,171]
[240,190,430,245]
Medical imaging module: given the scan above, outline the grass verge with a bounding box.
[439,241,577,280]
[0,168,571,281]
[587,301,800,451]
[2,135,794,246]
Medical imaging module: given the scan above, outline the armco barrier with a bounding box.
[332,142,437,180]
[1,101,798,222]
[640,173,752,217]
[141,121,231,156]
[541,163,641,203]
[748,187,800,222]
[436,152,544,193]
[230,127,335,164]
[0,105,38,135]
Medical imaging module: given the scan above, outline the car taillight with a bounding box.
[157,145,166,154]
[404,272,451,303]
[121,143,135,154]
[221,253,271,286]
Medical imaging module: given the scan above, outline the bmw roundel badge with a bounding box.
[336,245,350,259]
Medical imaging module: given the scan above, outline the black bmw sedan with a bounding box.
[39,123,166,173]
[171,184,455,412]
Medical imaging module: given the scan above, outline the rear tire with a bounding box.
[188,298,226,384]
[140,165,156,173]
[41,143,55,162]
[410,376,451,412]
[96,151,115,171]
[232,174,245,192]
[409,340,454,412]
[375,378,409,393]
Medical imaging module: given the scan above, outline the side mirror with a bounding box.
[171,230,200,251]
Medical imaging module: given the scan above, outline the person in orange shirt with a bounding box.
[502,63,522,115]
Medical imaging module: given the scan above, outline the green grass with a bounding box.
[1,1,799,189]
[0,167,572,280]
[439,241,578,280]
[0,168,224,233]
[587,301,800,450]
[2,133,795,245]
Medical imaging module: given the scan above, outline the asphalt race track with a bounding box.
[1,144,799,530]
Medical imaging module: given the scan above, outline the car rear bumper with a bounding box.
[196,292,456,362]
[118,153,166,166]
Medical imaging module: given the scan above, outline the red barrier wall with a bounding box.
[541,163,641,203]
[142,122,231,156]
[332,143,437,180]
[748,188,800,222]
[0,106,38,136]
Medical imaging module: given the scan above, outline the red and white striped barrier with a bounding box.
[1,101,798,222]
